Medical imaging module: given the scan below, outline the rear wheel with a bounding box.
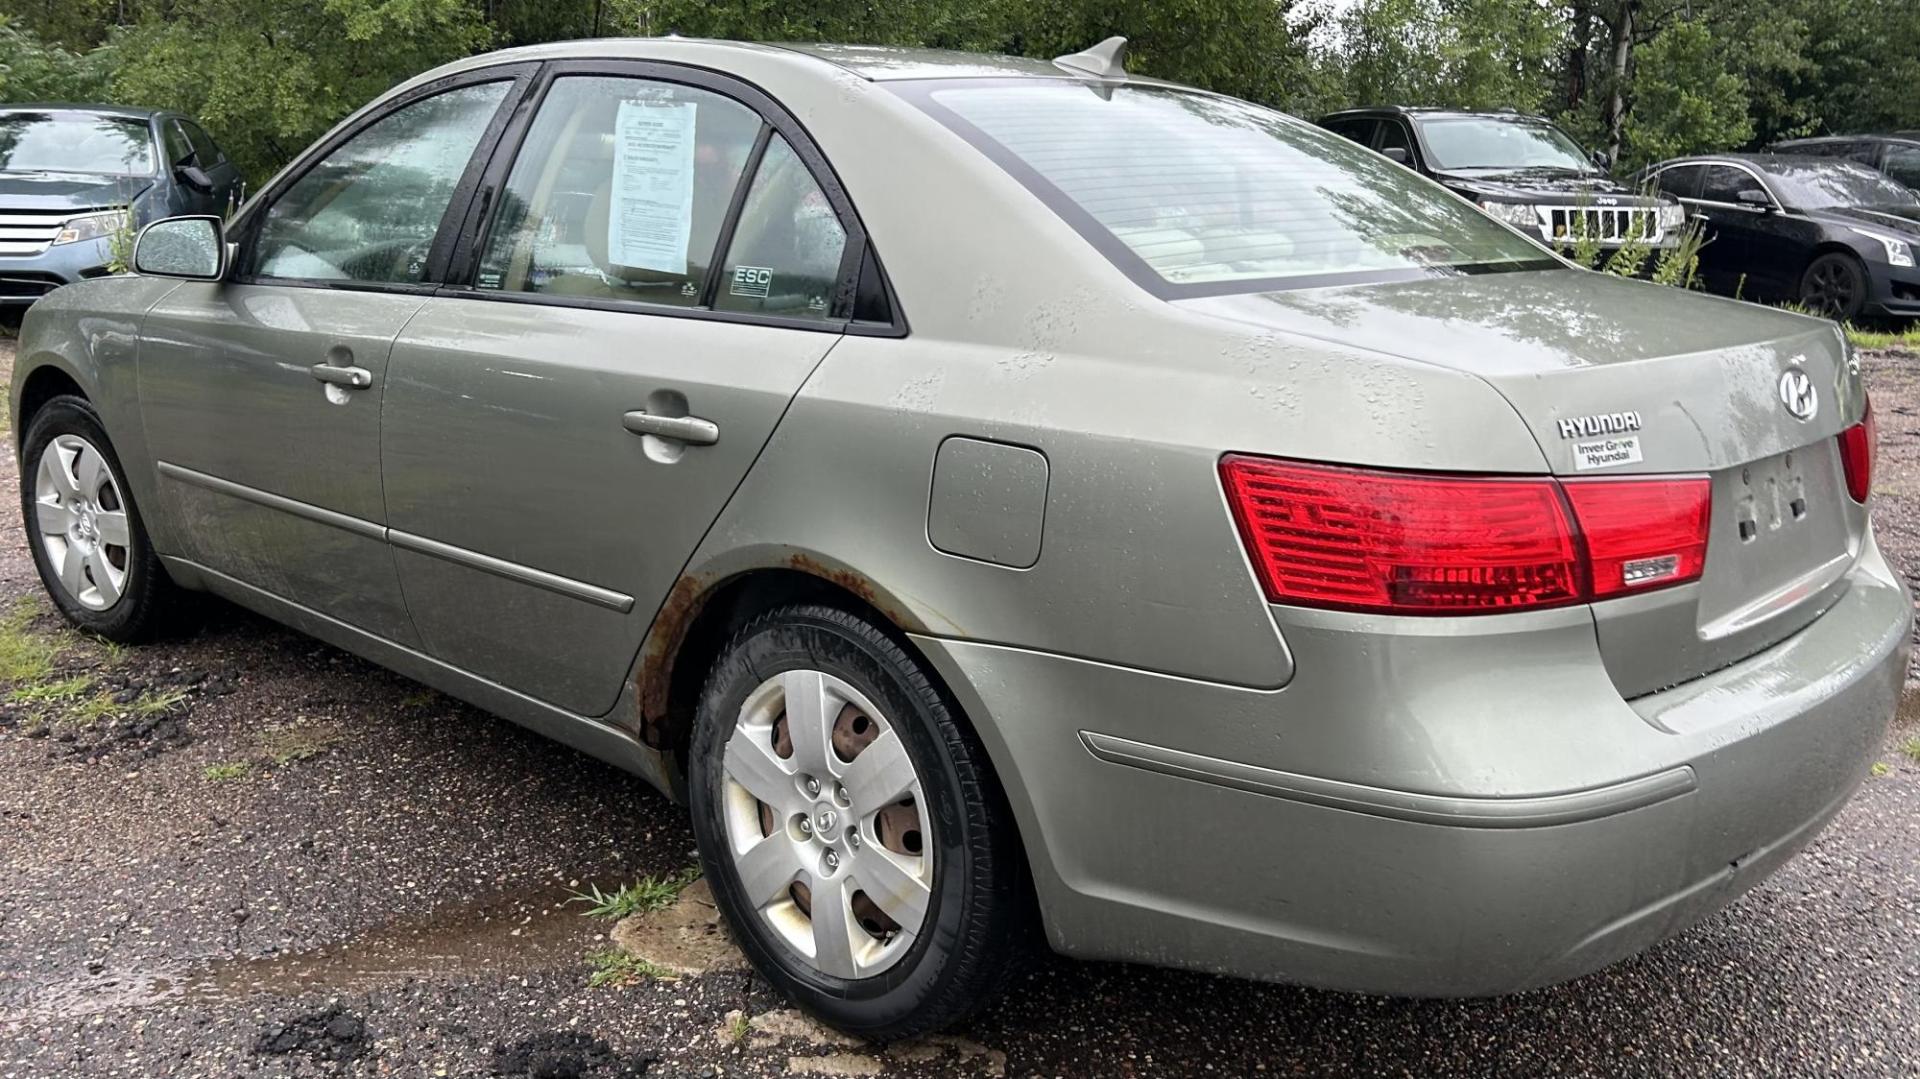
[19,396,179,641]
[1800,252,1869,321]
[688,603,1026,1040]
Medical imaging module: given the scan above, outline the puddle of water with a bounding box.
[2,885,601,1024]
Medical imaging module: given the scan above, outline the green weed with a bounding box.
[9,675,93,705]
[567,867,700,919]
[203,761,251,781]
[586,948,676,987]
[1871,761,1892,778]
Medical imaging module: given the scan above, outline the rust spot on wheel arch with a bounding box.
[783,553,925,633]
[637,574,705,748]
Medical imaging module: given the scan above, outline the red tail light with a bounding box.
[1221,455,1710,615]
[1838,396,1876,504]
[1561,478,1711,600]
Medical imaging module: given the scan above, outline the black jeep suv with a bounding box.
[1319,107,1684,253]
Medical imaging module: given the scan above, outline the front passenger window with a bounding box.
[252,81,509,284]
[713,135,848,320]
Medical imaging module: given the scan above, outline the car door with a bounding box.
[1683,164,1781,297]
[380,63,873,716]
[137,69,532,644]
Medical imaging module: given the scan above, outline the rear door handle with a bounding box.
[622,410,719,446]
[309,362,373,389]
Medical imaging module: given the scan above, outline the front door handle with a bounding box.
[623,410,719,446]
[309,362,373,389]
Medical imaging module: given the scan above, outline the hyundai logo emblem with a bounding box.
[1779,367,1817,422]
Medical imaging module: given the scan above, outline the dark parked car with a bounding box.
[1767,134,1920,193]
[1320,106,1685,251]
[0,105,244,309]
[1644,153,1920,320]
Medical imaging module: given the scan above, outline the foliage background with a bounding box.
[1,0,1916,185]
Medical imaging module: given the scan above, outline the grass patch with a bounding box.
[1871,761,1893,778]
[60,693,120,729]
[1900,737,1920,764]
[203,761,251,781]
[567,867,701,919]
[133,687,190,717]
[585,948,676,988]
[725,1011,750,1044]
[259,724,341,766]
[0,603,59,685]
[397,688,440,709]
[9,675,93,706]
[1848,324,1920,351]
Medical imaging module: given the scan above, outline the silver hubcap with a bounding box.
[33,434,130,611]
[721,669,931,979]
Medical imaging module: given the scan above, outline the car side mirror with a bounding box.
[133,215,227,281]
[1736,189,1773,211]
[1381,146,1410,166]
[1590,149,1612,169]
[175,163,216,192]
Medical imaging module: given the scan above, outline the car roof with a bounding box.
[426,37,1186,88]
[1647,152,1893,183]
[1774,134,1920,146]
[1320,106,1549,123]
[0,102,171,121]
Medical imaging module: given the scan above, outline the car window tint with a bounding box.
[252,81,509,284]
[1700,165,1765,204]
[161,121,193,166]
[1654,164,1705,199]
[1326,118,1376,147]
[475,76,761,305]
[922,84,1546,289]
[713,134,848,320]
[181,121,224,165]
[1884,147,1920,190]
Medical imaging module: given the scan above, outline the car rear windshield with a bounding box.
[1765,161,1920,210]
[0,112,155,176]
[1417,117,1595,173]
[904,81,1552,295]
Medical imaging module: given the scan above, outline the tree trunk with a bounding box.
[1566,0,1592,111]
[1603,0,1638,164]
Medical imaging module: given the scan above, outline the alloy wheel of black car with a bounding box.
[1799,253,1868,321]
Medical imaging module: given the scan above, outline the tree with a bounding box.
[109,0,493,180]
[1327,0,1560,114]
[0,17,118,102]
[1620,18,1751,169]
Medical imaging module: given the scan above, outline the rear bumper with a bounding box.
[914,534,1910,996]
[0,239,113,307]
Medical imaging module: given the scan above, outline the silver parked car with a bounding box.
[11,37,1910,1039]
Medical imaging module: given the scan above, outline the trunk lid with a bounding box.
[1183,269,1870,697]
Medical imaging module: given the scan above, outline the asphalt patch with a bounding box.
[253,1004,368,1062]
[491,1031,657,1078]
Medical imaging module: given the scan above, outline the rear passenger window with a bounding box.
[713,135,847,321]
[475,76,761,305]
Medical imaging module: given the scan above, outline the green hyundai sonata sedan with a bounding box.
[10,37,1910,1039]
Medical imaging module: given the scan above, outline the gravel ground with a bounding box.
[1,336,1918,1079]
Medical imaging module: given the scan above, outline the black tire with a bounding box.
[1800,252,1869,321]
[688,603,1028,1041]
[19,395,181,641]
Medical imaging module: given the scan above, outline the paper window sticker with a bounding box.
[607,100,697,275]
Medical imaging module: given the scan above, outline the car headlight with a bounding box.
[1478,201,1538,229]
[1657,201,1687,230]
[1851,227,1915,268]
[53,210,130,246]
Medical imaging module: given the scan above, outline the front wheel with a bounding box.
[1800,252,1869,321]
[688,604,1028,1040]
[19,395,179,641]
